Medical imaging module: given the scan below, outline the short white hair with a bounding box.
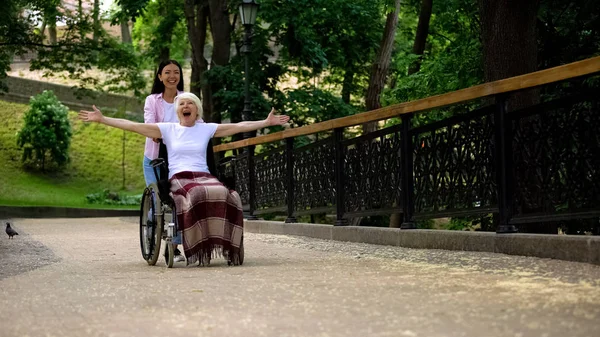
[174,92,203,120]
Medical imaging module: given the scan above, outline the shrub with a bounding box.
[16,90,72,171]
[86,189,142,206]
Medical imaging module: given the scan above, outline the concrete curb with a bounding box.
[244,220,600,265]
[0,206,138,219]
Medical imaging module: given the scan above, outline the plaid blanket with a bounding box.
[169,171,244,265]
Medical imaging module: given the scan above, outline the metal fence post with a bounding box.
[400,114,417,229]
[247,145,258,220]
[494,95,517,233]
[334,128,348,226]
[285,138,297,223]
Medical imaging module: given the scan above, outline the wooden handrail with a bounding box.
[213,56,600,153]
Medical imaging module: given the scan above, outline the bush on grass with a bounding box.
[16,90,72,171]
[86,189,142,206]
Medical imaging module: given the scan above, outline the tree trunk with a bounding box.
[205,0,232,151]
[206,0,232,129]
[363,0,401,134]
[184,0,217,150]
[389,213,402,228]
[93,0,100,42]
[184,0,209,98]
[479,0,540,232]
[48,22,57,44]
[408,0,433,75]
[478,0,540,111]
[157,0,178,62]
[40,20,47,40]
[207,0,232,67]
[78,0,83,37]
[121,21,132,44]
[341,68,354,104]
[47,6,57,45]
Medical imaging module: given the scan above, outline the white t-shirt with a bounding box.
[161,100,179,122]
[156,122,219,179]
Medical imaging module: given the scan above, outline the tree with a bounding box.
[183,0,209,98]
[128,0,186,64]
[93,0,101,41]
[204,0,233,126]
[383,0,483,109]
[1,0,45,91]
[363,0,402,133]
[111,0,149,43]
[478,0,540,110]
[261,0,383,105]
[537,0,600,98]
[408,0,433,74]
[16,91,72,171]
[2,0,146,95]
[45,1,60,44]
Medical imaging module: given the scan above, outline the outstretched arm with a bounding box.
[79,106,162,139]
[214,108,290,138]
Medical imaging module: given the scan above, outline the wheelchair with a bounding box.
[138,140,244,268]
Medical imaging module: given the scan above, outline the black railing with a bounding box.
[217,64,600,234]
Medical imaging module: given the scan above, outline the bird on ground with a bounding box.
[6,222,18,239]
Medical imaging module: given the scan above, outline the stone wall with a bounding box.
[0,76,144,119]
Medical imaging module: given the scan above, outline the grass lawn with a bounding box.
[0,100,146,209]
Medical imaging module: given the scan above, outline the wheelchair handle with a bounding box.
[150,158,166,185]
[149,158,165,168]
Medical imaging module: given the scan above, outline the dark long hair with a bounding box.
[150,60,184,94]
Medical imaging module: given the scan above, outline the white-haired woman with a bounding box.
[79,93,290,265]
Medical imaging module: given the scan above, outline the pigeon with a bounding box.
[6,222,18,239]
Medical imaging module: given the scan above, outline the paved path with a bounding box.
[1,217,599,337]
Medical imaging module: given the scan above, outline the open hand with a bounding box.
[265,107,290,126]
[78,105,103,123]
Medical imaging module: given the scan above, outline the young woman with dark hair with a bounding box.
[143,60,192,187]
[142,60,189,262]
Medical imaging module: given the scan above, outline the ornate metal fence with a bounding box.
[509,94,600,232]
[216,59,600,234]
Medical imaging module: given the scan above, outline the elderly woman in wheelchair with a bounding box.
[79,92,290,268]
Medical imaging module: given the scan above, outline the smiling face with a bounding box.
[158,63,181,90]
[177,98,199,126]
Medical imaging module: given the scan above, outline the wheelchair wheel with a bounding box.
[165,242,174,268]
[139,184,163,266]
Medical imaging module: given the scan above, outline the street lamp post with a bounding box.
[239,0,260,220]
[239,0,259,140]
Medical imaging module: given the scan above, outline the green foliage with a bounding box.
[445,214,495,231]
[538,0,600,68]
[131,0,188,65]
[30,27,147,96]
[359,215,391,227]
[16,91,72,171]
[261,0,384,79]
[416,219,435,229]
[283,86,357,126]
[113,0,151,23]
[3,0,146,96]
[558,218,599,235]
[205,64,273,123]
[1,0,48,91]
[0,100,145,208]
[384,0,483,106]
[86,189,142,206]
[272,86,357,148]
[260,0,386,106]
